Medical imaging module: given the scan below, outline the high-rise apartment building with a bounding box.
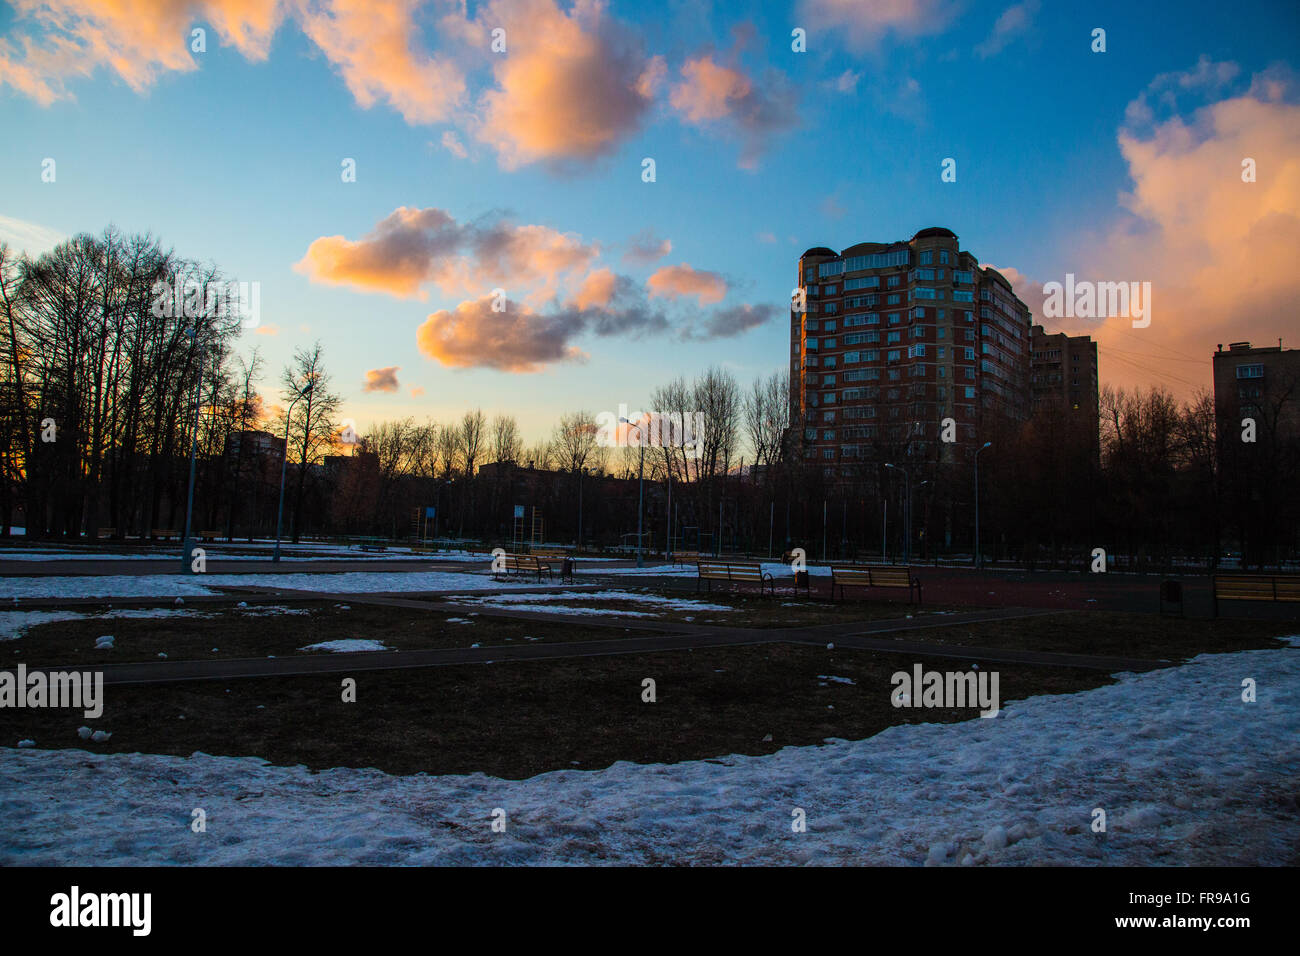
[1212,340,1300,442]
[790,227,1032,472]
[1029,324,1099,427]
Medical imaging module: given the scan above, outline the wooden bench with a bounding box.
[531,548,574,582]
[199,530,222,542]
[672,551,701,568]
[1213,574,1300,616]
[357,544,388,552]
[151,529,179,541]
[494,554,552,583]
[696,560,774,596]
[830,565,922,603]
[96,527,116,539]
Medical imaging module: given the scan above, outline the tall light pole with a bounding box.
[975,441,992,569]
[273,381,313,563]
[621,416,646,568]
[180,330,204,573]
[915,479,931,562]
[665,451,673,563]
[885,462,910,564]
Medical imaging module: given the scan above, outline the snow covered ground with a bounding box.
[299,639,390,653]
[0,546,486,563]
[452,590,736,617]
[2,638,1295,865]
[600,562,833,578]
[0,570,530,600]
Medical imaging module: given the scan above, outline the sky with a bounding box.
[2,0,1298,442]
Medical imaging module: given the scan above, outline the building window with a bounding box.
[939,251,949,264]
[1236,364,1264,379]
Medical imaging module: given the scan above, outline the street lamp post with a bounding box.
[917,479,931,562]
[975,441,992,570]
[621,416,646,568]
[273,382,313,563]
[885,462,910,564]
[180,340,203,573]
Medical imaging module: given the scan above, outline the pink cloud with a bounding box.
[646,263,728,305]
[473,0,661,169]
[363,365,401,392]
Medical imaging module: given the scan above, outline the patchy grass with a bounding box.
[2,601,658,666]
[484,585,956,628]
[0,644,1109,779]
[898,610,1297,660]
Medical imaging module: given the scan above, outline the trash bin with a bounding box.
[562,557,575,582]
[794,570,809,593]
[1159,580,1183,617]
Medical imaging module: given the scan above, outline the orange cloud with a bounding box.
[473,0,660,168]
[669,54,796,168]
[571,267,618,310]
[295,206,599,300]
[1047,63,1300,396]
[295,207,458,299]
[0,0,283,103]
[297,0,464,124]
[417,294,588,373]
[363,365,401,392]
[646,264,728,305]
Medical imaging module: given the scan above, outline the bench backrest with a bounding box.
[698,560,764,581]
[871,567,914,587]
[831,567,872,584]
[1214,574,1300,601]
[531,549,568,559]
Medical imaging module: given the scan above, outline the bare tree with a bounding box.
[278,342,340,542]
[490,414,522,464]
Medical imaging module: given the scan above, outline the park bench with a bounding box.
[96,528,116,539]
[672,550,701,568]
[151,529,179,541]
[830,565,922,603]
[199,531,222,542]
[531,548,574,582]
[1212,573,1300,617]
[495,554,552,583]
[696,559,774,597]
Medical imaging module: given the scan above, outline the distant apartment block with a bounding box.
[224,429,286,461]
[791,227,1032,471]
[1030,325,1099,427]
[1213,340,1300,441]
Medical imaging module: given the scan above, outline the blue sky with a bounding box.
[3,0,1298,440]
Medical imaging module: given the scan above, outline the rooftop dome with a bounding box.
[840,241,894,257]
[801,246,838,259]
[912,226,957,240]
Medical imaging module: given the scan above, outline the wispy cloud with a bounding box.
[0,214,65,255]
